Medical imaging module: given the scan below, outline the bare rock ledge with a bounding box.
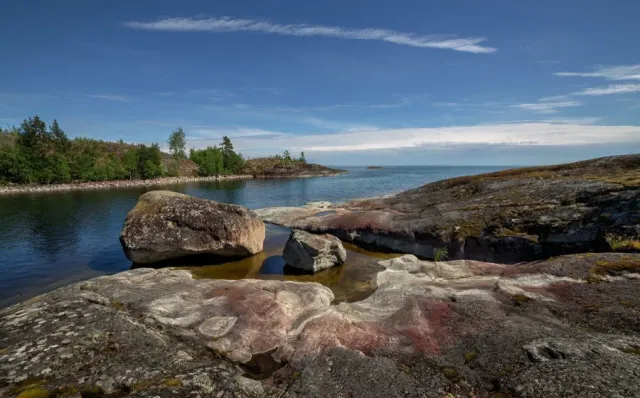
[2,252,639,397]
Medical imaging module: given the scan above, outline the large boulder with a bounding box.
[283,229,347,272]
[120,190,265,264]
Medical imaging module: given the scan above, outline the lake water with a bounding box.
[0,166,507,307]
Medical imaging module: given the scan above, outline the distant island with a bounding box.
[0,115,345,194]
[366,166,383,169]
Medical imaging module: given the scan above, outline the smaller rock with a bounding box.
[283,229,346,273]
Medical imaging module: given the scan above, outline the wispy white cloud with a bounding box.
[555,64,640,81]
[495,117,602,125]
[86,94,131,102]
[432,101,502,108]
[538,95,570,102]
[189,122,640,154]
[511,100,581,114]
[190,127,284,139]
[125,17,497,54]
[574,84,640,96]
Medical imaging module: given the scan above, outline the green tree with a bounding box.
[49,119,70,154]
[17,115,51,156]
[299,151,306,163]
[0,144,33,183]
[190,146,225,176]
[45,153,71,183]
[136,144,163,179]
[168,128,187,177]
[221,136,233,155]
[122,149,138,180]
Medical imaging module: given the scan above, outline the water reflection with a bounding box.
[182,231,398,303]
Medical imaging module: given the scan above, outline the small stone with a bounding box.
[61,339,72,345]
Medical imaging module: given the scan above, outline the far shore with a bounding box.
[0,175,254,196]
[0,171,347,196]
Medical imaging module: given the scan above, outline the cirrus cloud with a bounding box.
[555,64,640,81]
[125,17,497,54]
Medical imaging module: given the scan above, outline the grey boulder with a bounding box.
[120,190,265,264]
[283,229,346,272]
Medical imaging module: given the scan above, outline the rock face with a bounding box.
[2,253,639,397]
[283,230,347,273]
[120,190,265,264]
[257,154,640,262]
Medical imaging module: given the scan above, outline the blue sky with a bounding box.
[1,0,639,165]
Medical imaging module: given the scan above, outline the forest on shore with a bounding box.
[0,115,306,185]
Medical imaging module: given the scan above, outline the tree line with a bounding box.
[0,115,248,184]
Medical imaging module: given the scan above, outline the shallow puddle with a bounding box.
[181,224,400,303]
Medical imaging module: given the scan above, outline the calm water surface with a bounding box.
[0,166,506,307]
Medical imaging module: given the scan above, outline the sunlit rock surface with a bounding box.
[2,252,639,397]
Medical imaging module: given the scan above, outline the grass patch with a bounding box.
[583,304,604,312]
[606,235,640,252]
[433,247,449,261]
[589,257,640,276]
[11,377,47,395]
[442,367,459,381]
[496,364,515,377]
[464,351,478,363]
[496,228,539,243]
[109,300,125,311]
[620,300,637,308]
[163,378,182,387]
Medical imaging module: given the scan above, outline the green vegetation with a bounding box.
[0,116,250,184]
[1,115,336,185]
[606,234,640,252]
[187,135,247,176]
[0,116,164,184]
[433,247,449,261]
[589,257,640,276]
[168,128,186,177]
[441,367,460,381]
[464,351,478,363]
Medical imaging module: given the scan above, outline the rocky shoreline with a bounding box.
[0,170,345,196]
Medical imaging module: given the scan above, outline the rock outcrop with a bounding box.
[242,158,347,178]
[283,230,347,273]
[2,253,639,397]
[120,190,265,264]
[257,154,640,262]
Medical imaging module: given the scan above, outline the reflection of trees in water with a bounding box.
[0,193,82,261]
[0,188,143,265]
